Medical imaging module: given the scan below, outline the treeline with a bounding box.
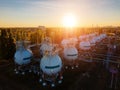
[0,29,16,60]
[0,28,45,60]
[0,27,120,60]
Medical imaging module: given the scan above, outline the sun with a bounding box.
[62,13,77,28]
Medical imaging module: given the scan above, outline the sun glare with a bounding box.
[62,13,77,28]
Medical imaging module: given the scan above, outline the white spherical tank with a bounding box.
[79,41,91,50]
[40,43,53,56]
[14,49,33,65]
[40,55,62,75]
[90,37,96,46]
[95,36,101,42]
[61,39,69,48]
[79,35,86,41]
[63,47,78,60]
[101,34,107,39]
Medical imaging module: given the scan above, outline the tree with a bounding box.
[0,29,2,59]
[6,32,16,59]
[0,29,16,60]
[0,29,8,59]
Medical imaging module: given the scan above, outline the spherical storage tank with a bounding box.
[63,47,78,60]
[79,41,91,50]
[14,49,33,65]
[40,55,62,75]
[40,37,53,56]
[61,39,69,48]
[90,37,96,46]
[40,43,53,56]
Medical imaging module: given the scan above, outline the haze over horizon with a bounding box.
[0,0,120,27]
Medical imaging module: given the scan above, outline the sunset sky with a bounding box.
[0,0,120,27]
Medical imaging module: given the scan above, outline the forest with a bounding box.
[0,27,119,60]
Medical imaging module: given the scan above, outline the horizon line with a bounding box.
[0,25,120,28]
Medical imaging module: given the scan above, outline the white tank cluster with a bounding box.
[13,27,109,87]
[39,37,63,87]
[14,41,33,74]
[79,33,107,50]
[61,37,78,69]
[13,26,63,87]
[78,33,107,62]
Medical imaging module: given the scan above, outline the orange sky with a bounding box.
[0,0,120,27]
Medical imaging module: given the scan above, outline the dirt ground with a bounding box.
[1,60,118,90]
